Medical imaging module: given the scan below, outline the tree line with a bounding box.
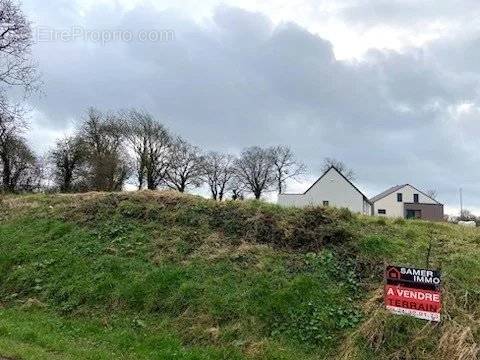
[0,1,309,200]
[0,0,358,201]
[1,106,308,200]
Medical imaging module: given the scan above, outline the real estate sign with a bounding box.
[384,265,441,322]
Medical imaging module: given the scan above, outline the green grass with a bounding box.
[0,307,244,360]
[0,191,479,359]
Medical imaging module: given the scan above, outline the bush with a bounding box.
[286,208,354,251]
[246,212,285,246]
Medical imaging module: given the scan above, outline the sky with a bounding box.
[18,0,480,215]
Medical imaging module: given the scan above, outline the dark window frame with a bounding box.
[413,193,419,203]
[397,193,403,202]
[323,200,329,206]
[378,209,386,214]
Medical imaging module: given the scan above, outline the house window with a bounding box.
[378,209,386,214]
[414,194,419,203]
[406,209,422,219]
[397,193,403,202]
[323,201,329,206]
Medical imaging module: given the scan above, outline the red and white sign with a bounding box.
[384,284,441,322]
[384,265,441,322]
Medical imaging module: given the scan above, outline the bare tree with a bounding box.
[425,189,438,200]
[321,157,356,181]
[165,137,204,192]
[122,109,171,190]
[0,96,26,191]
[0,1,41,192]
[49,135,86,192]
[228,175,245,200]
[234,146,275,199]
[1,136,39,192]
[0,0,40,93]
[460,209,476,222]
[203,151,235,200]
[80,108,131,191]
[270,145,306,194]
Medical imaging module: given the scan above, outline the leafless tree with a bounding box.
[165,137,204,192]
[460,209,476,222]
[122,109,171,190]
[270,145,306,194]
[234,146,275,199]
[321,157,356,181]
[0,96,27,191]
[0,0,41,93]
[0,1,40,192]
[228,175,245,200]
[79,108,131,191]
[425,189,438,200]
[202,151,235,200]
[1,136,39,192]
[48,135,87,192]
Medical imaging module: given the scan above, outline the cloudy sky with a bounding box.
[20,0,480,214]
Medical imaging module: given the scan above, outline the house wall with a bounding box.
[277,168,366,213]
[363,199,372,216]
[404,203,444,221]
[277,194,305,207]
[373,185,438,218]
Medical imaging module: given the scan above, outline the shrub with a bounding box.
[209,202,250,237]
[246,212,285,246]
[286,208,354,251]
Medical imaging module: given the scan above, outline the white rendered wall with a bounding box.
[277,168,365,213]
[373,185,437,218]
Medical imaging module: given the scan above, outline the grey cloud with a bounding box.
[20,2,480,212]
[339,0,480,28]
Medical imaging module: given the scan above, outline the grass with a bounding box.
[0,307,247,360]
[0,191,479,359]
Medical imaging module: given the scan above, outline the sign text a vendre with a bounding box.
[384,265,442,322]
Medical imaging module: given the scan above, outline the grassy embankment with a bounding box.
[0,191,478,359]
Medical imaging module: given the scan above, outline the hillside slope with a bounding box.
[0,191,478,359]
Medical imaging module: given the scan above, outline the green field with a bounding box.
[0,191,478,359]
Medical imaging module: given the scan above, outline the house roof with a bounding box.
[370,184,441,204]
[281,166,372,204]
[370,184,406,203]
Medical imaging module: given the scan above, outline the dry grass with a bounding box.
[340,285,480,360]
[438,322,479,360]
[2,191,480,359]
[339,287,385,359]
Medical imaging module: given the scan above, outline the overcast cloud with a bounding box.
[19,0,480,214]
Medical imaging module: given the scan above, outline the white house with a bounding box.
[370,184,444,221]
[277,166,372,215]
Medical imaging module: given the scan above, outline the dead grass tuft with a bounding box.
[339,287,386,359]
[174,310,220,345]
[243,340,267,358]
[21,297,47,309]
[340,286,480,360]
[438,322,479,360]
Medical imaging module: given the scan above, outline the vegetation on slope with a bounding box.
[0,191,479,359]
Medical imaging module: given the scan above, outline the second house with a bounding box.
[370,184,443,221]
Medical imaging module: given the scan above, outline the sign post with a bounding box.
[384,265,441,322]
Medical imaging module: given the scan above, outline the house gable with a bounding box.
[371,184,440,204]
[371,184,441,218]
[277,166,371,214]
[303,166,370,202]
